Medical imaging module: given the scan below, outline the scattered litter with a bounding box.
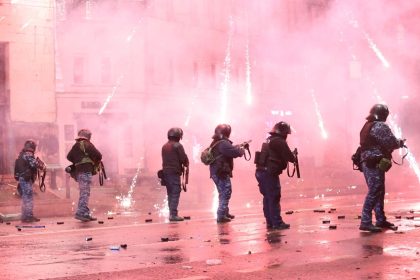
[395,231,404,234]
[6,222,10,225]
[338,216,345,219]
[145,219,153,223]
[395,216,402,219]
[356,267,360,270]
[409,210,415,213]
[314,209,326,213]
[204,240,211,242]
[109,245,120,251]
[183,216,191,220]
[248,251,252,254]
[357,216,361,219]
[330,208,336,211]
[322,220,330,224]
[16,225,45,229]
[406,216,415,220]
[148,212,151,215]
[296,250,302,252]
[107,217,114,220]
[98,221,104,224]
[161,237,169,242]
[17,228,21,231]
[206,259,222,265]
[120,244,128,249]
[85,237,93,241]
[57,222,64,225]
[329,225,337,230]
[285,211,294,215]
[182,265,193,270]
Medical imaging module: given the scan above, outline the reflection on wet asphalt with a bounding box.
[0,190,419,280]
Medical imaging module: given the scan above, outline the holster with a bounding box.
[378,158,392,172]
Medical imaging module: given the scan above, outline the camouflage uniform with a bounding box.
[76,172,92,217]
[17,151,41,220]
[67,137,102,220]
[360,121,400,226]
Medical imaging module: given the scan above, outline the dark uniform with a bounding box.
[255,122,295,230]
[359,104,404,232]
[67,129,102,222]
[162,127,189,222]
[15,140,45,223]
[209,124,244,223]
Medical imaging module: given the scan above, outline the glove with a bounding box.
[398,139,406,148]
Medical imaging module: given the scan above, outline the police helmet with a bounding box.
[367,104,389,122]
[167,127,183,141]
[270,121,291,136]
[77,129,92,140]
[23,140,36,152]
[213,124,231,139]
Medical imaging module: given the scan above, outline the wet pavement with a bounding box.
[1,187,420,280]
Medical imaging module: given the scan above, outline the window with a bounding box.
[73,56,85,84]
[64,125,74,141]
[101,57,111,84]
[193,62,198,87]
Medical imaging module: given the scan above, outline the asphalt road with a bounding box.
[1,190,420,280]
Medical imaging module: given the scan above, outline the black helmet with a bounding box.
[23,140,36,152]
[77,129,92,140]
[213,124,231,139]
[168,127,183,141]
[366,104,389,122]
[270,121,291,136]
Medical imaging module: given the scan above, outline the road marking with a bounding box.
[236,267,263,273]
[172,276,210,280]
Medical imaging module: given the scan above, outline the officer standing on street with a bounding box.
[15,140,46,223]
[358,104,405,232]
[162,127,189,222]
[67,129,102,222]
[255,122,296,230]
[209,124,245,224]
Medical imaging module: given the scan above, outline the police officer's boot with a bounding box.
[21,216,40,223]
[359,224,382,232]
[217,216,231,224]
[169,216,184,222]
[226,213,235,219]
[376,221,397,230]
[271,222,290,230]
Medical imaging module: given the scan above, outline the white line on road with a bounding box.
[172,276,210,280]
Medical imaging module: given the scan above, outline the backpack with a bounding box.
[14,156,34,181]
[200,140,222,165]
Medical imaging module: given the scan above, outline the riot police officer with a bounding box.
[209,124,245,223]
[67,129,102,222]
[161,127,189,222]
[255,122,296,230]
[359,104,405,232]
[15,140,46,223]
